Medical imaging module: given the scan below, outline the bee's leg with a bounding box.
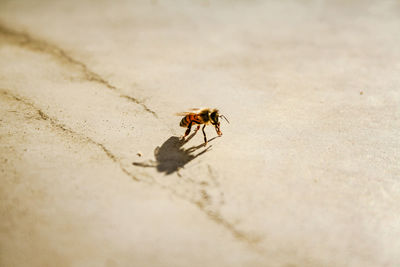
[202,125,207,145]
[214,122,222,136]
[184,122,193,138]
[195,125,201,132]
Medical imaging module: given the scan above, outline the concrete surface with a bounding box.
[1,0,400,266]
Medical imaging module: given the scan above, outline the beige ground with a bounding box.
[1,0,400,266]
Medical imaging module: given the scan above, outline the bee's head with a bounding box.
[210,109,229,136]
[210,110,219,125]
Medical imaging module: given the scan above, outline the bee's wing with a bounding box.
[175,108,203,116]
[175,112,192,116]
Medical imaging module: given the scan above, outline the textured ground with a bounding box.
[1,0,400,266]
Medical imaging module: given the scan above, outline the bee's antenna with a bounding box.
[219,115,230,124]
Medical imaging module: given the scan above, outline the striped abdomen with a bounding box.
[180,114,202,127]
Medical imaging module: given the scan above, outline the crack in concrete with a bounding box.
[148,180,262,250]
[0,89,139,182]
[0,19,261,252]
[190,167,262,247]
[0,28,261,248]
[1,88,261,251]
[0,23,158,118]
[195,199,260,246]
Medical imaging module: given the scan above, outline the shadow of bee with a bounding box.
[132,132,218,175]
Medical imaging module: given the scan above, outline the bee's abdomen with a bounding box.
[180,116,189,127]
[180,114,201,127]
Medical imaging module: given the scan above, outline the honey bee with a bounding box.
[177,108,229,145]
